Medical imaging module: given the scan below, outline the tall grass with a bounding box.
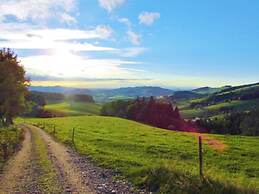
[0,126,22,171]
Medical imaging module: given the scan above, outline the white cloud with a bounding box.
[98,0,126,12]
[0,23,114,51]
[118,17,131,27]
[127,31,141,46]
[21,51,142,79]
[0,0,77,23]
[0,40,116,52]
[59,13,77,24]
[139,12,160,26]
[0,24,113,41]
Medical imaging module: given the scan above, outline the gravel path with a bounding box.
[0,124,143,194]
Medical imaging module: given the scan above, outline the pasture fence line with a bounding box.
[36,122,78,151]
[34,122,205,180]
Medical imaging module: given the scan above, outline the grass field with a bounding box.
[20,116,259,193]
[45,101,101,116]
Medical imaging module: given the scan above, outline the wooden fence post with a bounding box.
[198,136,203,179]
[72,127,76,150]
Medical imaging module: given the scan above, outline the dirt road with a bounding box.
[0,124,138,194]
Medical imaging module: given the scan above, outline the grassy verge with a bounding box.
[0,126,22,172]
[20,116,259,193]
[30,128,62,193]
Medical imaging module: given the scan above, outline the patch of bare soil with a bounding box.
[189,132,227,152]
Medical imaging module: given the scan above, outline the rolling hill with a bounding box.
[192,85,232,95]
[176,82,259,118]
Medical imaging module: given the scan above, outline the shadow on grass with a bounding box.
[133,165,257,194]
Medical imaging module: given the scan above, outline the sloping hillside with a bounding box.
[179,83,259,118]
[23,116,259,193]
[192,86,231,94]
[45,102,101,116]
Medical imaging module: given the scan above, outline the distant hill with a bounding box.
[192,85,231,95]
[30,86,175,102]
[168,86,231,103]
[102,86,174,96]
[169,91,204,101]
[192,82,259,106]
[29,86,91,94]
[180,82,259,118]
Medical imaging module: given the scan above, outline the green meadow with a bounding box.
[45,101,101,116]
[20,116,259,194]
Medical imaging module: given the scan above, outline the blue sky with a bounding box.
[0,0,259,88]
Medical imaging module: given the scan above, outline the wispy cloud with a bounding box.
[28,74,150,82]
[118,17,132,28]
[98,0,126,13]
[0,23,115,51]
[115,47,147,57]
[22,51,143,79]
[127,30,141,46]
[0,24,113,41]
[0,0,77,24]
[139,12,160,26]
[118,17,142,46]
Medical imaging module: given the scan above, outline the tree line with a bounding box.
[196,109,259,136]
[101,97,183,130]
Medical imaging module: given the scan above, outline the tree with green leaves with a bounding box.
[0,48,29,126]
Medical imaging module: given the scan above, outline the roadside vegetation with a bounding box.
[0,48,28,172]
[21,116,259,193]
[0,126,22,172]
